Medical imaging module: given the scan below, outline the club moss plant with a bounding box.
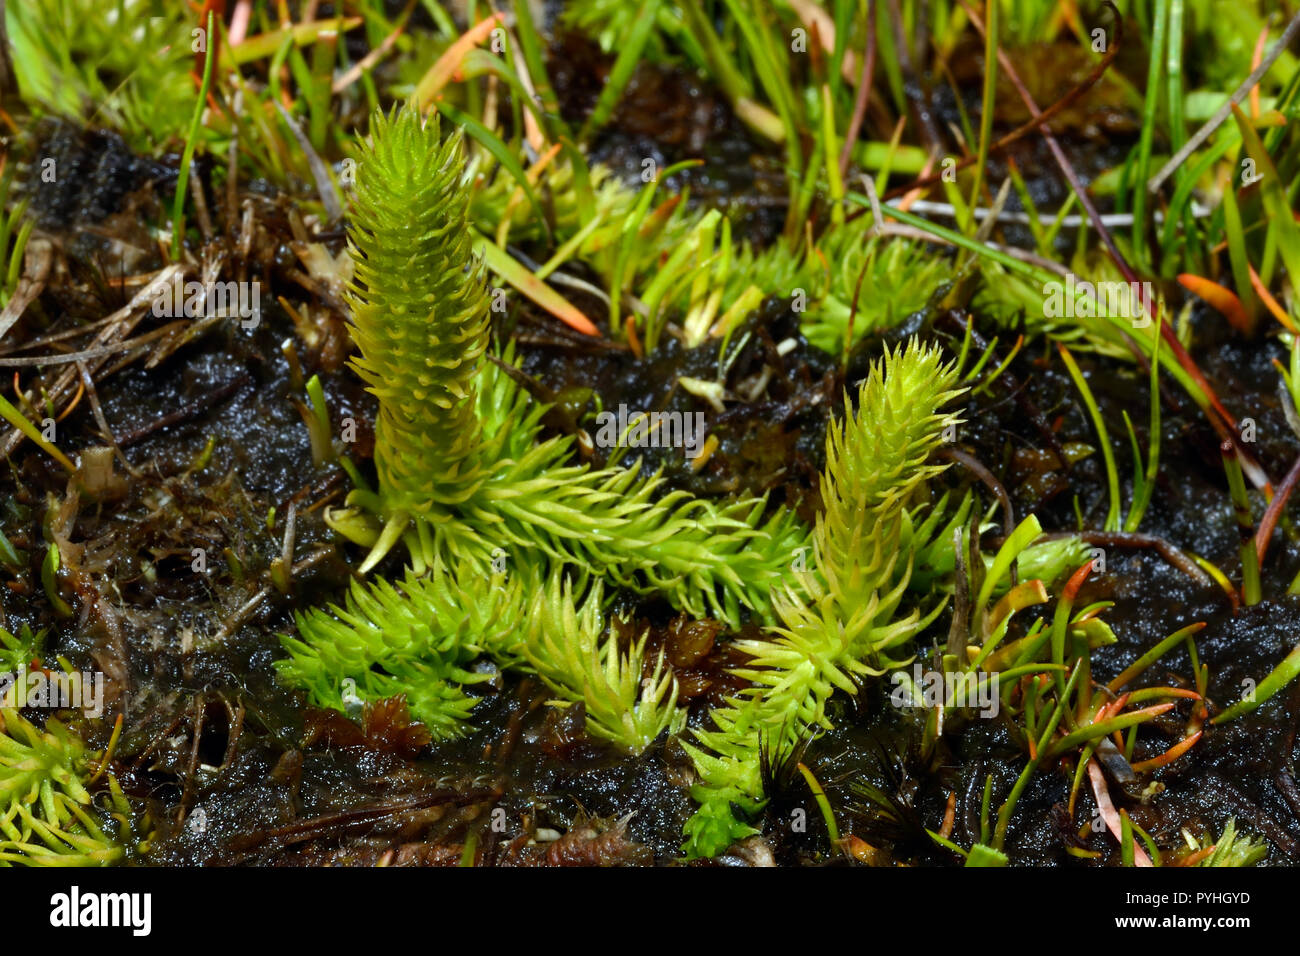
[0,709,126,866]
[324,108,806,624]
[681,343,964,856]
[279,105,1078,853]
[281,107,803,748]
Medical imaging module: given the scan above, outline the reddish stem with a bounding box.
[961,0,1269,492]
[1255,450,1300,564]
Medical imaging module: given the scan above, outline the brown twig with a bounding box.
[213,545,335,643]
[0,264,181,459]
[114,372,251,447]
[228,777,505,856]
[939,446,1016,543]
[1031,530,1212,588]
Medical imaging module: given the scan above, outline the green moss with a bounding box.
[0,624,44,672]
[682,342,964,857]
[0,709,124,866]
[279,561,525,741]
[6,0,197,153]
[324,107,805,617]
[345,109,491,519]
[1194,818,1268,867]
[283,106,807,748]
[285,105,1089,855]
[522,575,685,753]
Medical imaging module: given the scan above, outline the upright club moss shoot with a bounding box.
[343,109,491,529]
